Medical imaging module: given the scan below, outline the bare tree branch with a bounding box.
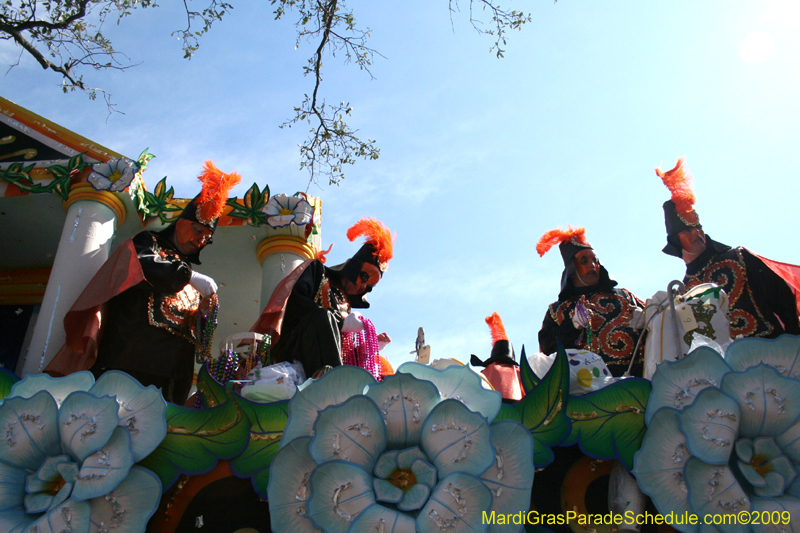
[449,0,531,58]
[2,1,534,187]
[274,0,381,189]
[0,1,230,112]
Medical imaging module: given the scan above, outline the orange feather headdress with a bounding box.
[655,157,696,217]
[536,226,590,257]
[346,217,395,272]
[485,312,508,346]
[470,311,517,368]
[195,160,242,226]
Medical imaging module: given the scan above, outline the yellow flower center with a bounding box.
[279,208,294,216]
[45,475,67,496]
[109,170,124,183]
[750,454,773,477]
[390,468,416,491]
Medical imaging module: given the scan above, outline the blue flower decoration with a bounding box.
[0,371,166,533]
[268,365,533,533]
[633,336,800,532]
[87,158,139,192]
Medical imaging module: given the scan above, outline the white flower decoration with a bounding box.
[263,194,313,228]
[268,364,534,533]
[87,158,138,192]
[0,371,166,533]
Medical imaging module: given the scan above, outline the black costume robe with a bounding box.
[539,272,645,377]
[49,230,201,404]
[683,237,800,339]
[266,259,347,378]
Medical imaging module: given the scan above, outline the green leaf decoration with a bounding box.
[136,148,156,171]
[142,176,182,224]
[0,153,89,201]
[501,343,571,467]
[194,363,228,409]
[229,394,289,497]
[137,395,251,492]
[226,182,269,226]
[0,162,35,188]
[0,367,20,401]
[519,344,540,393]
[493,402,522,423]
[562,377,651,471]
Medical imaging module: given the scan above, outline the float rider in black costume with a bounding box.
[657,158,799,339]
[47,161,240,403]
[251,217,394,379]
[537,226,645,377]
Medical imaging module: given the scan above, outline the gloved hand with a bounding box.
[377,332,391,351]
[572,298,591,329]
[190,271,218,297]
[341,311,365,333]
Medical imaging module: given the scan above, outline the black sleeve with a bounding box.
[742,249,800,335]
[285,260,327,317]
[282,260,343,332]
[538,303,582,355]
[132,232,192,294]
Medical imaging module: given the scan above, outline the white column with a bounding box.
[257,236,316,310]
[22,185,125,375]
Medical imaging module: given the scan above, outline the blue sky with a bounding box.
[3,1,800,370]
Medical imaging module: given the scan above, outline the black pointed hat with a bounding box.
[470,312,517,367]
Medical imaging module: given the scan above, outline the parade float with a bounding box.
[2,97,799,533]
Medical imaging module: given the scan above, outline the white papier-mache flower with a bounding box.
[633,335,800,532]
[268,363,534,533]
[0,371,166,533]
[262,194,313,229]
[87,158,139,192]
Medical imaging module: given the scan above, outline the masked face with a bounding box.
[342,262,381,297]
[678,227,706,257]
[174,219,213,256]
[571,249,600,287]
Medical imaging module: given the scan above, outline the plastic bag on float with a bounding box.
[240,360,307,402]
[608,460,647,533]
[643,283,730,379]
[527,348,618,395]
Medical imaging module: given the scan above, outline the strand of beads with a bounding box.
[257,334,272,367]
[208,347,238,384]
[194,293,219,364]
[342,318,380,380]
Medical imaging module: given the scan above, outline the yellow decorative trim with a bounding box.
[250,432,282,441]
[0,268,51,305]
[257,236,315,264]
[64,183,127,223]
[0,97,123,162]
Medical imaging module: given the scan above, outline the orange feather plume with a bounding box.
[536,226,589,257]
[378,355,394,378]
[196,160,242,224]
[485,312,508,345]
[655,157,695,215]
[346,217,395,270]
[316,244,333,264]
